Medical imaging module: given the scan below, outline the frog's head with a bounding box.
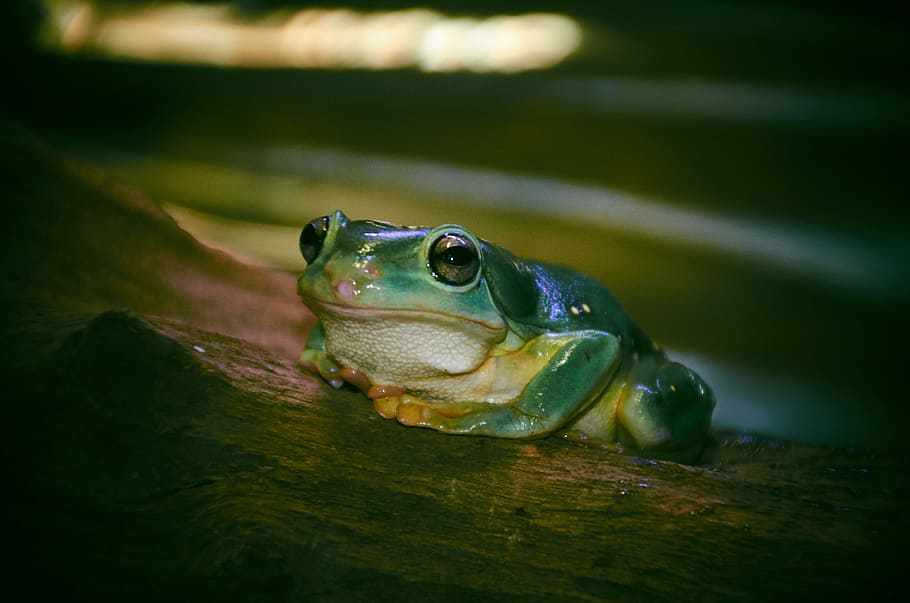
[297,210,512,378]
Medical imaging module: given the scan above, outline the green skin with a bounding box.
[297,210,715,463]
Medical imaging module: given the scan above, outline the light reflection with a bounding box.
[250,144,907,296]
[41,1,582,73]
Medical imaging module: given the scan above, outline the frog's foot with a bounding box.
[616,359,715,463]
[405,399,564,437]
[301,347,382,395]
[369,387,408,419]
[368,392,476,424]
[396,398,479,425]
[376,395,545,436]
[300,348,346,389]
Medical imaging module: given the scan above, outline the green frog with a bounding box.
[297,210,715,462]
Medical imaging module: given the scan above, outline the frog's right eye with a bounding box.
[300,215,331,264]
[428,232,481,287]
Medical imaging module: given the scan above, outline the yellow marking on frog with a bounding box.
[346,333,574,425]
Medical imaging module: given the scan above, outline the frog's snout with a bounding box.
[329,260,381,300]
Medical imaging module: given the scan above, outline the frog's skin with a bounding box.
[297,210,715,463]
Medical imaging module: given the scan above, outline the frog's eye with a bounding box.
[300,215,331,264]
[428,232,480,287]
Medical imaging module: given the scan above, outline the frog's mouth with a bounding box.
[301,296,507,336]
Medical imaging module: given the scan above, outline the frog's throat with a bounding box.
[300,296,507,335]
[304,297,509,382]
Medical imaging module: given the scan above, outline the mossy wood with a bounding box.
[2,122,905,602]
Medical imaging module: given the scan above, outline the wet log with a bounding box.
[1,120,905,602]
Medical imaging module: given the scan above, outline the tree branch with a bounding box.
[2,119,905,602]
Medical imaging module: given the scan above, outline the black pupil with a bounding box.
[443,246,472,266]
[301,224,317,245]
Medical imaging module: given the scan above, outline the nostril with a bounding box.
[359,261,381,278]
[333,278,358,298]
[300,215,331,263]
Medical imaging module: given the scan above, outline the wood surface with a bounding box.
[2,120,905,602]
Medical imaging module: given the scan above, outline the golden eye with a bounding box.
[428,232,480,287]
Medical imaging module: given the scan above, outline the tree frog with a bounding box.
[297,210,715,463]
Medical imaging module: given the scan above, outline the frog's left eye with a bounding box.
[428,232,481,287]
[300,215,331,264]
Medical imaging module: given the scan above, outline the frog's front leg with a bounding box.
[300,321,346,389]
[396,331,620,438]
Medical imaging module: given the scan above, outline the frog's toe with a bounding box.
[373,396,401,419]
[396,398,432,426]
[371,393,458,425]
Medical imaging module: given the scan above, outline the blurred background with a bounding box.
[4,0,908,448]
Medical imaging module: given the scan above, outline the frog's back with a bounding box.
[529,261,656,354]
[481,241,657,359]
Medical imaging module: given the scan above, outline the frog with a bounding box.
[297,210,715,463]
